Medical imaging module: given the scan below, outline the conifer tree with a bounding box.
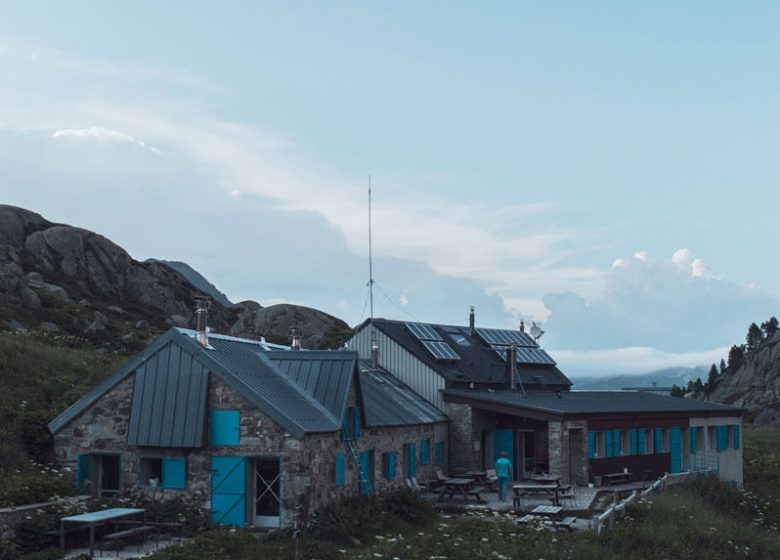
[720,358,727,374]
[693,377,703,393]
[727,345,744,371]
[746,322,764,352]
[761,316,779,338]
[705,363,719,393]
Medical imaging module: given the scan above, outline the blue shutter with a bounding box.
[435,441,443,465]
[407,442,416,479]
[353,407,361,439]
[587,432,595,459]
[733,425,740,449]
[716,426,728,451]
[605,431,613,458]
[638,430,646,454]
[210,410,240,446]
[655,428,664,454]
[629,429,638,455]
[420,440,429,465]
[613,430,622,456]
[163,458,186,489]
[77,454,91,493]
[690,428,698,454]
[341,410,349,441]
[670,427,682,473]
[335,453,345,486]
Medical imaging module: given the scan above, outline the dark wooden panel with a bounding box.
[589,453,670,481]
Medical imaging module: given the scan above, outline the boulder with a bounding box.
[39,321,59,333]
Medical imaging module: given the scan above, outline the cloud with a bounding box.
[52,126,163,154]
[542,249,780,353]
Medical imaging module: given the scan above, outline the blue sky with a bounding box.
[1,1,778,376]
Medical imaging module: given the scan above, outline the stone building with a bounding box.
[348,315,744,486]
[48,327,447,528]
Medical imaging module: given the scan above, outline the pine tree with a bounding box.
[720,359,727,375]
[670,384,685,398]
[727,345,744,371]
[746,322,764,352]
[761,316,779,338]
[693,377,703,393]
[705,363,719,394]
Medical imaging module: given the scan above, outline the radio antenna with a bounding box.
[368,175,379,368]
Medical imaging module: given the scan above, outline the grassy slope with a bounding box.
[0,331,125,469]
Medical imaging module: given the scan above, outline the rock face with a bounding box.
[0,205,351,350]
[703,332,780,426]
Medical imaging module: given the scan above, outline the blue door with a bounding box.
[211,457,247,527]
[670,428,682,474]
[493,429,514,478]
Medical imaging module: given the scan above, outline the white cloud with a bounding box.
[52,126,163,154]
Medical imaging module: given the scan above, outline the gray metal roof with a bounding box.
[359,360,448,427]
[444,389,743,417]
[127,341,209,447]
[357,319,572,389]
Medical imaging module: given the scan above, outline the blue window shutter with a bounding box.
[716,426,727,451]
[420,440,429,465]
[587,432,595,458]
[341,410,349,441]
[655,428,663,454]
[690,428,698,454]
[210,410,240,446]
[638,430,646,454]
[77,454,91,493]
[353,407,361,439]
[163,458,186,489]
[389,452,396,479]
[629,429,638,455]
[733,425,740,449]
[335,453,345,486]
[435,441,443,465]
[605,431,613,458]
[613,430,622,456]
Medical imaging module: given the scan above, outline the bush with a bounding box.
[381,487,436,525]
[0,468,74,507]
[308,494,384,544]
[0,540,20,560]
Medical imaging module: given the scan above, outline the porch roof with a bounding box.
[443,389,743,419]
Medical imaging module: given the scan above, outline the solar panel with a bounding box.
[490,344,509,361]
[405,322,443,341]
[422,340,461,361]
[476,328,537,348]
[515,347,556,365]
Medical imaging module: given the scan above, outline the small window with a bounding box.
[596,432,606,457]
[644,429,654,454]
[341,407,361,441]
[140,457,186,489]
[382,452,396,480]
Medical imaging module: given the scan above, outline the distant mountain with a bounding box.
[0,205,351,350]
[571,366,708,391]
[145,259,233,307]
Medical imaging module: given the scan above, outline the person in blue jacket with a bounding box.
[495,451,513,501]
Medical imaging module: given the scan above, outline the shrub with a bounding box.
[308,494,385,544]
[381,487,436,525]
[0,469,74,507]
[0,540,20,560]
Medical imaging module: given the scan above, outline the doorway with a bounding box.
[254,459,281,528]
[78,454,121,497]
[514,431,536,478]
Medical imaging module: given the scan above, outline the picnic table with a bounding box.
[601,471,632,486]
[528,505,576,531]
[60,508,145,558]
[529,473,560,485]
[438,477,485,502]
[512,484,560,510]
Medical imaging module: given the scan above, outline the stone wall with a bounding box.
[446,402,496,473]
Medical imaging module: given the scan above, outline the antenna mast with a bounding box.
[368,175,379,368]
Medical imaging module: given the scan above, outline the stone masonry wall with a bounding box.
[446,402,496,473]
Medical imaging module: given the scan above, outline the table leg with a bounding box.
[89,523,95,558]
[60,520,65,551]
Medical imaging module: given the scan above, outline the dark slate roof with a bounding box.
[363,318,572,388]
[49,328,356,440]
[444,389,743,417]
[358,360,448,427]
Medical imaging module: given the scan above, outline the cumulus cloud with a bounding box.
[542,249,779,353]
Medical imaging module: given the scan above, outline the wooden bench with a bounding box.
[516,514,536,525]
[553,516,577,532]
[601,472,631,486]
[467,486,486,501]
[101,525,154,555]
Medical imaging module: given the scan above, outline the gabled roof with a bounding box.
[358,360,448,427]
[357,318,572,389]
[444,389,743,418]
[49,328,355,440]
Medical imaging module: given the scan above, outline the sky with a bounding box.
[1,1,779,377]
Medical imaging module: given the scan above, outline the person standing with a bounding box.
[495,451,513,501]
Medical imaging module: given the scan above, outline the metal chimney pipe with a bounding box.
[469,306,475,336]
[371,340,379,368]
[195,297,211,347]
[290,327,302,351]
[509,344,518,391]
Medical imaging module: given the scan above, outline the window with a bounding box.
[420,439,430,465]
[341,407,361,441]
[716,426,728,451]
[434,441,444,465]
[596,432,606,457]
[382,452,396,480]
[644,429,654,454]
[210,410,240,446]
[140,458,186,489]
[335,453,345,486]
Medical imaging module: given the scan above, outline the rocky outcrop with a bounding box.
[0,205,351,350]
[703,332,780,426]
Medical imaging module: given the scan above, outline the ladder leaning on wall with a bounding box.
[345,440,373,495]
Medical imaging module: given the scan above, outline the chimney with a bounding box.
[290,327,302,351]
[195,297,211,347]
[371,339,379,368]
[469,306,475,336]
[509,344,518,391]
[519,320,525,333]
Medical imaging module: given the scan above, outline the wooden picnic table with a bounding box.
[601,472,632,486]
[60,507,145,558]
[513,484,560,510]
[438,477,485,502]
[529,474,560,485]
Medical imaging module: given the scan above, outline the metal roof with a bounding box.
[444,389,743,417]
[358,360,448,427]
[359,318,572,389]
[127,341,209,447]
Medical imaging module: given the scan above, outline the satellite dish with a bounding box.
[530,321,545,340]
